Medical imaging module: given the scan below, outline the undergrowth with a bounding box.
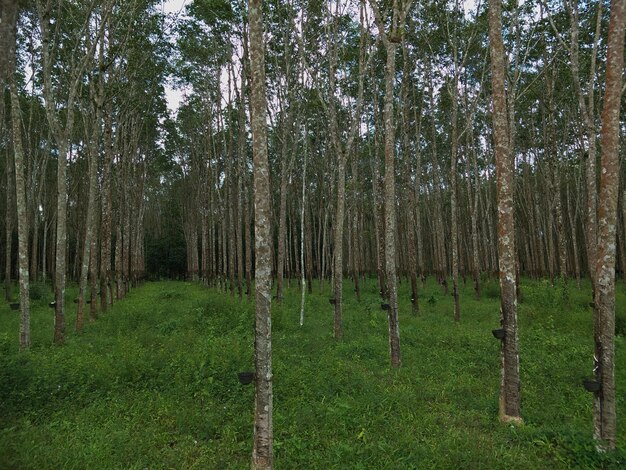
[0,277,624,469]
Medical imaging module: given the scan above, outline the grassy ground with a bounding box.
[0,276,624,469]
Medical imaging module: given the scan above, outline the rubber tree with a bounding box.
[488,0,522,424]
[5,0,30,348]
[249,0,273,466]
[369,0,412,368]
[592,0,625,450]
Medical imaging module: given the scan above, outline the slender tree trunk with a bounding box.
[89,210,98,321]
[450,68,460,322]
[327,0,369,336]
[122,162,131,294]
[300,130,307,326]
[566,183,582,287]
[115,222,123,300]
[372,0,407,367]
[244,170,253,299]
[249,0,273,466]
[77,95,102,332]
[622,190,626,282]
[276,142,289,302]
[350,151,361,302]
[4,143,14,302]
[227,153,235,294]
[402,44,418,314]
[333,150,346,338]
[30,215,39,282]
[592,0,625,450]
[236,128,244,299]
[565,0,603,294]
[489,0,522,424]
[320,210,328,292]
[1,1,15,303]
[372,106,386,298]
[100,106,113,310]
[471,129,481,299]
[7,0,30,347]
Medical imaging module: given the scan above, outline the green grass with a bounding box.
[0,277,624,469]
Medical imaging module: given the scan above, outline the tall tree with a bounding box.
[1,0,15,303]
[488,0,522,424]
[592,0,625,450]
[249,0,273,467]
[5,0,30,348]
[370,0,412,368]
[77,8,108,330]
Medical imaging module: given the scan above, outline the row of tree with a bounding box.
[0,0,624,466]
[1,0,171,345]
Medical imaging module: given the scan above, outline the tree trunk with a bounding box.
[333,150,346,339]
[100,106,114,310]
[488,0,522,424]
[402,43,418,314]
[249,0,273,466]
[276,148,289,302]
[565,0,603,294]
[372,104,386,298]
[7,0,30,348]
[592,0,625,450]
[350,150,361,302]
[77,92,102,332]
[449,66,460,322]
[566,183,582,287]
[471,129,481,299]
[300,130,308,326]
[2,1,15,303]
[4,140,14,302]
[373,0,406,367]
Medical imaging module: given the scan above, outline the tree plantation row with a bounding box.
[0,0,624,467]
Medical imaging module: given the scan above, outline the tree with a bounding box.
[1,0,15,304]
[249,0,273,467]
[322,0,370,340]
[592,0,625,450]
[369,0,412,368]
[488,0,522,424]
[5,0,30,348]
